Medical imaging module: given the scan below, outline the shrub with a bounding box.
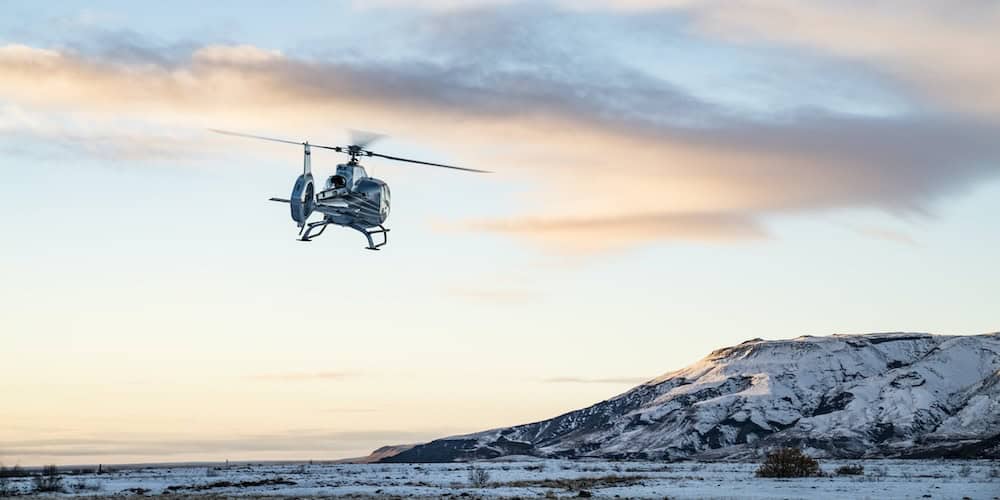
[0,466,26,478]
[468,466,491,487]
[835,464,864,476]
[32,464,63,493]
[755,448,821,478]
[0,466,14,497]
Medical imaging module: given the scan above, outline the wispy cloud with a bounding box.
[853,226,919,246]
[360,1,1000,116]
[666,0,1000,117]
[321,408,379,414]
[445,286,538,304]
[467,212,767,252]
[250,371,358,382]
[0,429,438,461]
[1,1,998,250]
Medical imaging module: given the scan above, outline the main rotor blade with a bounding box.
[366,151,491,173]
[209,129,343,151]
[210,129,302,146]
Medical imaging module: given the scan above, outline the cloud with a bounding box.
[362,1,1000,116]
[468,212,767,252]
[0,430,436,460]
[321,408,379,414]
[853,226,919,246]
[580,0,1000,117]
[540,376,650,384]
[445,286,537,304]
[250,371,357,382]
[1,3,999,250]
[0,101,213,161]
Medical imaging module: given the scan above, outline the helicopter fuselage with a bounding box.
[213,128,485,250]
[313,162,391,229]
[277,149,393,249]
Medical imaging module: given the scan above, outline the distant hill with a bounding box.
[374,332,1000,462]
[338,444,417,463]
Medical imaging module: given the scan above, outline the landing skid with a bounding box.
[351,224,389,251]
[299,220,330,241]
[298,220,389,250]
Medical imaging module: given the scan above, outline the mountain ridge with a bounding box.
[377,332,1000,462]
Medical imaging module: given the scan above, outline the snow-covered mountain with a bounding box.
[382,332,1000,462]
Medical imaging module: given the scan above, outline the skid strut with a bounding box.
[298,220,331,242]
[351,224,389,250]
[298,219,388,249]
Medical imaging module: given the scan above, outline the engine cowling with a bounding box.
[290,173,314,226]
[355,177,390,226]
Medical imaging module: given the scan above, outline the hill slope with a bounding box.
[382,332,1000,462]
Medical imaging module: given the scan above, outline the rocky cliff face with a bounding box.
[382,332,1000,462]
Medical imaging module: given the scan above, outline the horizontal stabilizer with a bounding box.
[269,197,291,203]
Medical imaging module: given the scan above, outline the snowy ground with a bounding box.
[4,459,999,499]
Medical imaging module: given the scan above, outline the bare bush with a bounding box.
[755,448,821,478]
[835,464,865,476]
[32,465,63,493]
[468,466,491,488]
[0,466,26,478]
[0,466,14,498]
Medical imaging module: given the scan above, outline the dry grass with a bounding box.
[500,474,647,490]
[164,478,296,493]
[18,496,425,500]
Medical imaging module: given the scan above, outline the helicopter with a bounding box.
[211,129,489,250]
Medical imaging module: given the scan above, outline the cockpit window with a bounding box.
[328,175,347,189]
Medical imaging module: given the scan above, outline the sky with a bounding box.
[1,0,999,466]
